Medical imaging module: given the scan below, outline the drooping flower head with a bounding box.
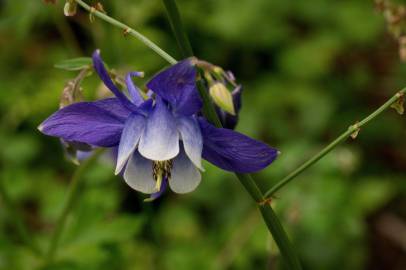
[39,50,279,199]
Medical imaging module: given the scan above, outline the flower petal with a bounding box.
[123,152,156,194]
[92,98,132,121]
[115,113,146,174]
[169,149,201,194]
[92,50,138,111]
[136,99,154,117]
[39,99,130,147]
[232,85,242,112]
[125,72,144,106]
[198,119,279,173]
[176,117,203,170]
[146,59,202,115]
[138,98,179,161]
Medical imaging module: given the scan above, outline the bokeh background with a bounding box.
[0,0,405,269]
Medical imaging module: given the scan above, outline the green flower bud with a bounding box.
[209,82,236,115]
[64,0,77,17]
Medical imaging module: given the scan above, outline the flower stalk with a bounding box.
[264,87,406,199]
[162,0,194,58]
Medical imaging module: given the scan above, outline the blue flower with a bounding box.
[39,50,278,197]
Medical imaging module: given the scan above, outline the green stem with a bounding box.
[74,0,177,65]
[0,178,42,256]
[162,0,194,58]
[236,174,302,269]
[45,149,104,265]
[161,0,302,269]
[264,88,406,198]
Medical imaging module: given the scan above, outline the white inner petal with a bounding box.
[123,152,156,194]
[169,149,201,194]
[138,99,179,161]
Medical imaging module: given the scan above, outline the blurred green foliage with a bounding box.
[0,0,405,269]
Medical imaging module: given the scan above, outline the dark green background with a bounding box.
[0,0,405,269]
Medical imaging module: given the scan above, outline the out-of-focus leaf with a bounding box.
[66,215,144,247]
[352,178,395,215]
[59,215,145,265]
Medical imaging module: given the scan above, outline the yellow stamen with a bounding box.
[155,173,163,192]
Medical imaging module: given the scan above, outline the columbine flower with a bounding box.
[38,50,278,198]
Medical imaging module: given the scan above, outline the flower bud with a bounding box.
[64,0,77,17]
[209,82,236,115]
[196,59,242,129]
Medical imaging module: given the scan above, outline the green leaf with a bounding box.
[65,215,145,247]
[54,58,93,71]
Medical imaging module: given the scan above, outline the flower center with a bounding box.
[152,160,173,191]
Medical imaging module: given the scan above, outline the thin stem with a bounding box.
[264,88,406,198]
[45,149,104,265]
[162,0,194,58]
[0,178,42,256]
[74,0,177,65]
[161,0,302,269]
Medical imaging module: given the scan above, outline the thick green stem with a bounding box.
[161,0,302,269]
[235,173,263,202]
[74,0,177,64]
[259,205,302,269]
[0,179,42,255]
[264,87,406,199]
[45,149,104,265]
